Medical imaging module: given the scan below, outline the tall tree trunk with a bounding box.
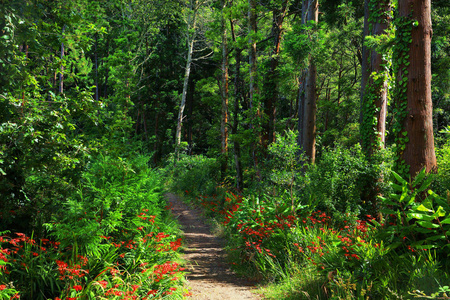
[175,0,198,159]
[175,38,194,149]
[297,69,306,151]
[361,0,391,154]
[301,0,318,164]
[248,0,257,109]
[248,0,261,180]
[220,0,229,178]
[95,33,99,101]
[297,0,310,160]
[397,0,436,177]
[360,0,370,125]
[230,18,244,191]
[263,0,289,148]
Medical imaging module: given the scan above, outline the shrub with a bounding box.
[164,153,219,197]
[0,154,186,299]
[303,144,392,223]
[433,135,450,196]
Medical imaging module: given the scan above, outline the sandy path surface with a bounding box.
[166,193,261,300]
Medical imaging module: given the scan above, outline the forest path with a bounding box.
[166,193,261,300]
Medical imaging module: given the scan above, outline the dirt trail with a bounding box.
[166,193,261,300]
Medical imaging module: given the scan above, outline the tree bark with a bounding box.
[398,0,436,176]
[175,0,198,159]
[361,0,391,154]
[94,32,99,101]
[220,0,229,178]
[297,0,308,157]
[371,1,389,149]
[230,18,244,191]
[263,0,289,148]
[248,0,262,180]
[301,0,318,164]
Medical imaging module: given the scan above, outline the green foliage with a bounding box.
[164,153,219,197]
[392,13,415,177]
[433,134,450,196]
[380,169,450,254]
[0,92,96,233]
[223,192,307,280]
[266,130,305,206]
[1,154,186,299]
[304,144,392,222]
[45,155,163,253]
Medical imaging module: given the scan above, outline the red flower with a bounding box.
[72,285,82,291]
[0,284,6,291]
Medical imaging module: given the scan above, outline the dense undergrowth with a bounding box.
[166,132,450,300]
[0,154,188,299]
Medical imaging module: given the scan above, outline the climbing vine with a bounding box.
[392,11,415,177]
[361,0,392,155]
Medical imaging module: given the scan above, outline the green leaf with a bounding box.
[392,171,407,185]
[391,183,403,192]
[417,221,439,229]
[432,206,446,218]
[421,197,433,210]
[415,204,432,212]
[413,168,426,187]
[440,218,450,225]
[407,212,433,221]
[416,176,433,193]
[387,242,402,251]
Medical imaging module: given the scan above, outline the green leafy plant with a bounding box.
[380,169,450,252]
[304,144,391,222]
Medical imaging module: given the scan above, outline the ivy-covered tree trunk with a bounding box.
[395,0,436,177]
[361,0,391,154]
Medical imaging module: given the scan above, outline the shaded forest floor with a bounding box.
[166,193,261,300]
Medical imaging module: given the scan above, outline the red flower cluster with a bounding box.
[0,206,186,299]
[55,257,89,281]
[153,261,185,282]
